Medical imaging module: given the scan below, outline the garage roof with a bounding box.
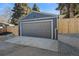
[19,11,58,21]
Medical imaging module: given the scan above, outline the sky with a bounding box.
[0,3,59,21]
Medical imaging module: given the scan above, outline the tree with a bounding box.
[74,4,79,17]
[56,3,70,18]
[56,3,79,18]
[11,3,31,25]
[32,3,40,12]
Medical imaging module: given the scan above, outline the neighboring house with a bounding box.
[0,19,7,34]
[0,19,14,34]
[19,11,58,40]
[0,16,15,34]
[0,23,8,34]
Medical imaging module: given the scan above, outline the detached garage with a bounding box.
[19,11,58,40]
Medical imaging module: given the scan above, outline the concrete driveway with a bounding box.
[5,36,58,52]
[0,35,58,56]
[0,34,79,56]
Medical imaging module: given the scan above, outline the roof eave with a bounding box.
[19,16,58,22]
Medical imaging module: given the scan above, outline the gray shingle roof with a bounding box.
[20,11,58,21]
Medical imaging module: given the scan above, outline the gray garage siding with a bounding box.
[19,11,58,39]
[21,21,51,38]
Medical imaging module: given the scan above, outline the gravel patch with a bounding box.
[58,34,79,56]
[0,34,15,41]
[0,42,25,56]
[58,41,79,56]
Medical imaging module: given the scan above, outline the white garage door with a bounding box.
[20,21,53,39]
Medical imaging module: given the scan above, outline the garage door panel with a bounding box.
[21,21,51,38]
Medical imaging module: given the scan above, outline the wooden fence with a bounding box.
[58,18,79,34]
